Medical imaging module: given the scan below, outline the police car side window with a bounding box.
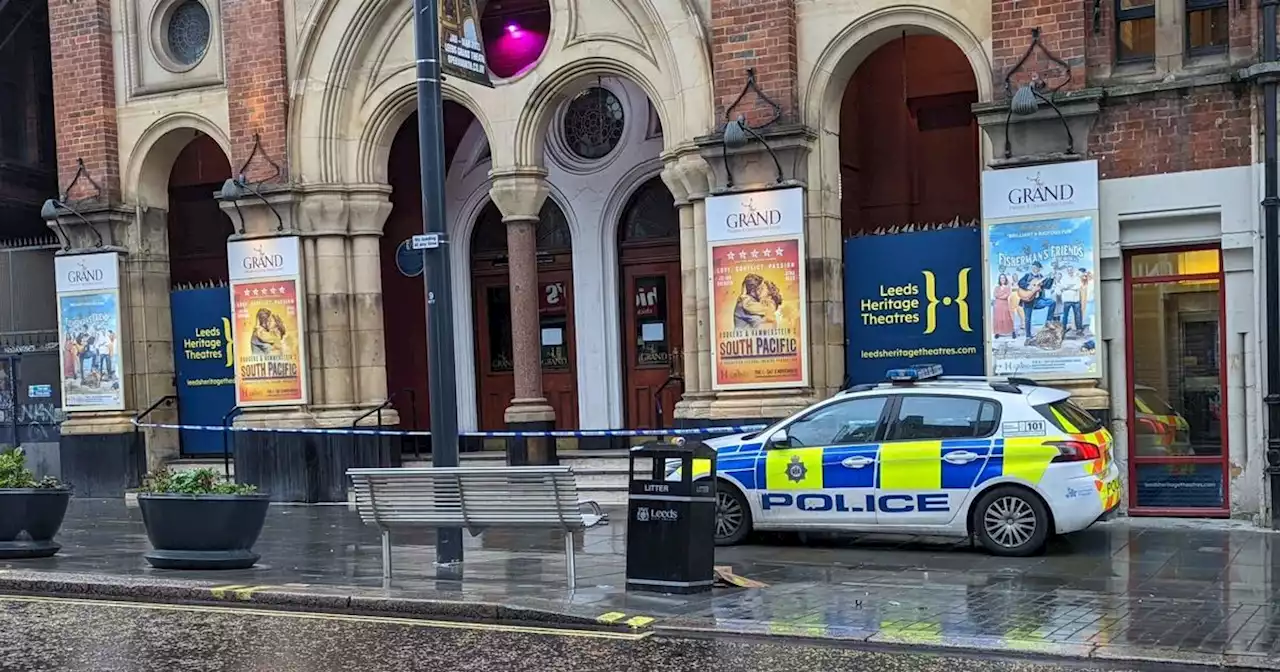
[783,397,887,448]
[888,396,1000,441]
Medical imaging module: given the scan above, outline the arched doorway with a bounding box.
[382,104,480,432]
[470,198,577,430]
[167,132,233,287]
[165,131,234,456]
[839,34,979,236]
[617,177,681,428]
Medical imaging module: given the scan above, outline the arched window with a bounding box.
[470,197,572,258]
[619,178,677,245]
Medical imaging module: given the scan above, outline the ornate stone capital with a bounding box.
[346,187,394,237]
[696,123,816,194]
[488,167,549,223]
[973,89,1102,168]
[45,201,135,253]
[297,189,350,237]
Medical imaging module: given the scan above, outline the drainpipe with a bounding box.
[1263,0,1280,528]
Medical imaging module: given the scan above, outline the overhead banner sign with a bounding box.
[440,0,493,88]
[981,160,1101,380]
[227,237,309,407]
[706,187,809,391]
[171,287,235,454]
[55,252,125,412]
[843,227,985,386]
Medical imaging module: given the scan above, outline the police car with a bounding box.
[677,365,1121,556]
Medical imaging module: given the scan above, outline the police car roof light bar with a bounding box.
[885,364,944,383]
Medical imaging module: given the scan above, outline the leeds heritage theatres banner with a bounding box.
[439,0,493,87]
[55,252,125,412]
[981,160,1101,380]
[170,287,235,454]
[227,237,309,407]
[843,227,985,386]
[706,187,809,390]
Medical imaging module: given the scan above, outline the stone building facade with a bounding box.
[34,0,1274,520]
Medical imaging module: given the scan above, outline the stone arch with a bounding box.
[354,78,498,186]
[804,6,993,129]
[125,112,232,209]
[511,55,676,169]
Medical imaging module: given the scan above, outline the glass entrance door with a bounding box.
[1125,247,1228,516]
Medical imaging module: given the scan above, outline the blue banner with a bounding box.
[171,287,235,455]
[843,228,985,386]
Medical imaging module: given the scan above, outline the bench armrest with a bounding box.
[578,499,608,527]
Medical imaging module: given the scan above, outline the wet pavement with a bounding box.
[0,594,1245,671]
[4,500,1280,667]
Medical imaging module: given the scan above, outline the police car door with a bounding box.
[758,396,890,528]
[875,394,999,527]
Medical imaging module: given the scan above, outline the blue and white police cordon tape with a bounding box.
[130,418,767,439]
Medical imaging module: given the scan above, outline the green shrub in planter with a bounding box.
[137,468,270,570]
[0,447,72,559]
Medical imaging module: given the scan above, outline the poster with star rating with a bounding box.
[227,237,309,406]
[705,187,809,390]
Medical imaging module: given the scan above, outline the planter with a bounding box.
[0,489,72,559]
[138,493,270,570]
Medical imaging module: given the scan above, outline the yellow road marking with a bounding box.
[232,586,272,600]
[624,616,654,628]
[0,595,651,641]
[210,585,246,599]
[597,612,626,623]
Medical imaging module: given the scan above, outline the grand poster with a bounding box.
[706,187,809,390]
[981,161,1101,380]
[439,0,493,87]
[171,287,235,454]
[843,227,985,386]
[55,252,124,412]
[227,237,308,406]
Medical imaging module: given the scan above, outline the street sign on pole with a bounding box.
[413,0,463,564]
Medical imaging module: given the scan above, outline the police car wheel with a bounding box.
[973,486,1049,557]
[714,485,751,546]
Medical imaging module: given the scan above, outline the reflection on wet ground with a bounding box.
[0,595,1243,672]
[4,500,1280,666]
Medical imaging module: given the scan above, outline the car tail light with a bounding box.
[1049,440,1102,463]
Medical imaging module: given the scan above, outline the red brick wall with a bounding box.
[48,0,119,201]
[1089,85,1252,179]
[222,0,290,181]
[710,0,798,126]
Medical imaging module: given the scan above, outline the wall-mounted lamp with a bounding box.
[1001,28,1075,159]
[720,68,785,188]
[41,158,105,250]
[219,133,285,234]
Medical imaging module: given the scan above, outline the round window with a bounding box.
[166,0,211,67]
[396,239,425,278]
[562,87,625,161]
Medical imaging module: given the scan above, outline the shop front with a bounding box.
[1098,166,1261,519]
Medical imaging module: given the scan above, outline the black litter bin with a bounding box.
[624,438,717,594]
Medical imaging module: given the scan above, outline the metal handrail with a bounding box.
[353,388,420,459]
[132,396,177,471]
[221,406,243,480]
[653,373,685,430]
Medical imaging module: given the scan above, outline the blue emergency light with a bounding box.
[885,364,944,382]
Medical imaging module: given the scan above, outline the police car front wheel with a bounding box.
[973,486,1050,557]
[714,485,751,546]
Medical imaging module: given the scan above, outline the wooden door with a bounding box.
[621,260,683,428]
[472,271,579,430]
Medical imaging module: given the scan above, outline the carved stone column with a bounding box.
[488,169,556,443]
[300,190,356,414]
[666,152,716,424]
[347,189,393,409]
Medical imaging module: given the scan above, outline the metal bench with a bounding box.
[347,466,608,589]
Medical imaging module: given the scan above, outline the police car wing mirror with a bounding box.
[768,429,790,447]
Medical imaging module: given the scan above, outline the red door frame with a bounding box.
[1123,243,1229,517]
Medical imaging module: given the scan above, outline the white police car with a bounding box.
[678,365,1121,556]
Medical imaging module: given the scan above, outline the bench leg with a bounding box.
[381,529,392,579]
[564,531,576,591]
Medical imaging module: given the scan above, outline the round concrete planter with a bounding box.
[0,488,73,559]
[138,493,270,570]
